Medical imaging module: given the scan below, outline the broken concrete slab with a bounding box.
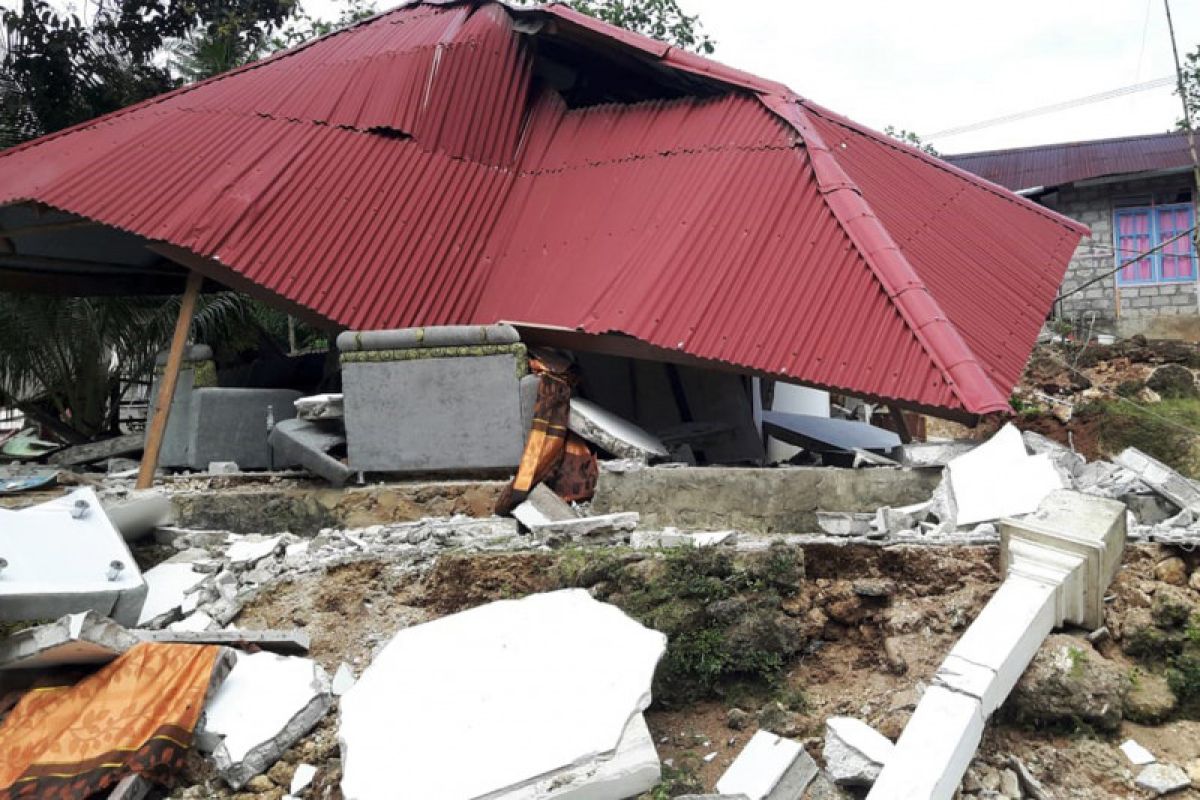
[527,512,639,546]
[269,418,352,487]
[512,483,578,529]
[1115,447,1200,514]
[200,651,332,789]
[1135,763,1190,796]
[715,729,806,800]
[133,628,310,656]
[338,589,665,800]
[947,424,1065,526]
[137,562,209,627]
[227,535,284,567]
[1122,739,1157,766]
[823,717,893,786]
[0,611,138,670]
[569,397,669,461]
[295,393,344,421]
[0,488,148,627]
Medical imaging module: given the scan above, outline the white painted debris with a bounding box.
[332,662,356,695]
[823,717,894,785]
[338,589,665,800]
[0,488,148,627]
[1116,447,1200,514]
[1121,739,1157,766]
[1136,763,1191,796]
[201,652,332,789]
[138,562,209,627]
[715,730,804,800]
[513,483,578,529]
[291,763,318,795]
[691,530,738,548]
[569,398,669,461]
[0,611,137,670]
[227,535,284,567]
[169,611,217,633]
[295,393,344,420]
[947,424,1064,526]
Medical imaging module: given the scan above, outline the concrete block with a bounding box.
[823,718,894,786]
[512,483,578,529]
[0,611,137,670]
[947,424,1064,526]
[201,651,333,789]
[715,730,804,800]
[0,489,147,627]
[269,418,352,486]
[343,353,526,473]
[569,398,668,460]
[338,590,665,800]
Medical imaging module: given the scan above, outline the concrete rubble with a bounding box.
[338,589,665,800]
[0,611,137,670]
[822,717,894,786]
[716,729,819,800]
[569,397,669,461]
[1135,763,1191,796]
[199,651,333,789]
[1121,739,1157,766]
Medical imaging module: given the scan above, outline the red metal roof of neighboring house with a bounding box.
[0,0,1086,417]
[945,131,1198,192]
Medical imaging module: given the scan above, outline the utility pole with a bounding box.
[1164,0,1200,260]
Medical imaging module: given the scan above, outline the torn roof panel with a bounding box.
[0,0,1086,417]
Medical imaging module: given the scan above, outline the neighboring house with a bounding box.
[947,132,1199,338]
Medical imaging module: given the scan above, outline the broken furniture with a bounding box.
[0,489,148,627]
[146,344,301,471]
[760,411,901,466]
[338,589,665,800]
[269,418,352,486]
[867,490,1126,799]
[338,325,534,475]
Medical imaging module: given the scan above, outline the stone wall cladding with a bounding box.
[1043,175,1198,329]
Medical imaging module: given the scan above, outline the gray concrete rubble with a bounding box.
[631,529,737,549]
[132,628,310,656]
[1135,763,1191,796]
[0,611,137,670]
[338,590,665,800]
[568,397,669,461]
[716,730,816,800]
[527,511,640,547]
[268,418,352,486]
[898,440,977,468]
[340,324,528,474]
[294,393,344,421]
[198,651,333,790]
[512,483,579,529]
[822,717,893,786]
[1115,447,1200,514]
[0,488,148,627]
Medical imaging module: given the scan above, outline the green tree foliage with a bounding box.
[883,125,940,157]
[518,0,714,54]
[1178,44,1199,131]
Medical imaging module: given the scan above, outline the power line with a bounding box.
[929,76,1176,139]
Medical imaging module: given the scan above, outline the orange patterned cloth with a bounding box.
[0,642,225,800]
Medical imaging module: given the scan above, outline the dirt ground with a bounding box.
[181,540,1200,800]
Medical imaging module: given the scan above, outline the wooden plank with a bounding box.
[887,406,914,444]
[137,271,203,490]
[47,432,144,466]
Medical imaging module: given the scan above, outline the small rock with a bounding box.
[1125,672,1178,724]
[1155,557,1189,586]
[882,637,907,675]
[726,707,751,731]
[998,767,1021,799]
[1186,758,1200,787]
[1189,569,1200,593]
[1152,585,1195,628]
[1009,635,1128,731]
[757,702,802,737]
[1136,763,1191,796]
[244,775,275,792]
[823,717,894,786]
[1147,364,1198,400]
[852,578,896,598]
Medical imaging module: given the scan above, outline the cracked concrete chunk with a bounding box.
[1135,763,1191,796]
[338,589,665,800]
[822,717,893,786]
[200,652,332,789]
[137,562,209,627]
[0,611,137,670]
[715,730,806,800]
[948,424,1064,526]
[512,483,578,529]
[527,512,639,546]
[269,418,351,486]
[1116,447,1200,514]
[568,398,668,461]
[227,535,284,567]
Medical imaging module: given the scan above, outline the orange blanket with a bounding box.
[0,642,225,800]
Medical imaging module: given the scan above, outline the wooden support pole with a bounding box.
[888,405,914,444]
[137,271,203,489]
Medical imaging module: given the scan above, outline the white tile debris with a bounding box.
[947,424,1064,526]
[137,562,209,627]
[1121,739,1157,766]
[290,763,318,795]
[715,730,804,800]
[823,717,894,786]
[332,662,356,696]
[338,589,665,800]
[1135,763,1191,796]
[227,535,284,567]
[200,651,332,789]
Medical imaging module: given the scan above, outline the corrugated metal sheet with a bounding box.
[945,132,1198,191]
[0,0,1086,416]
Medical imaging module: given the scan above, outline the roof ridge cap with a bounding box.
[762,96,1010,415]
[946,130,1192,159]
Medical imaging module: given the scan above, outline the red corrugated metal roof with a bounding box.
[0,0,1086,416]
[945,131,1198,191]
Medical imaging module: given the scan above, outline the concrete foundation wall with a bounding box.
[591,467,941,534]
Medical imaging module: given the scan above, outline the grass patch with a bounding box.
[1080,397,1200,477]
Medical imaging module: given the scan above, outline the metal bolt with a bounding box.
[107,560,125,581]
[0,557,7,573]
[70,499,89,519]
